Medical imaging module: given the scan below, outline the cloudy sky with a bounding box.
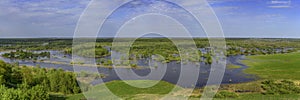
[0,0,299,38]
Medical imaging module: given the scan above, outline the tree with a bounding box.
[0,60,81,99]
[29,85,49,100]
[1,88,23,100]
[0,75,5,85]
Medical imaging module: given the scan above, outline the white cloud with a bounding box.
[267,0,291,8]
[0,0,90,37]
[268,5,291,8]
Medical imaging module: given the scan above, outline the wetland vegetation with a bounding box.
[1,38,300,99]
[2,50,50,60]
[242,52,300,80]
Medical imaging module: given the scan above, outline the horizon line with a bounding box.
[0,37,300,39]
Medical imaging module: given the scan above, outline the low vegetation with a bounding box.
[261,80,300,95]
[65,43,110,58]
[227,64,241,69]
[242,52,300,80]
[214,91,239,98]
[68,80,181,100]
[67,80,300,100]
[2,38,299,64]
[2,50,50,60]
[1,38,300,99]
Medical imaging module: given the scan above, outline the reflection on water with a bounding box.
[0,50,257,88]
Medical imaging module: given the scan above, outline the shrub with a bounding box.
[261,80,300,95]
[130,64,137,68]
[214,91,239,98]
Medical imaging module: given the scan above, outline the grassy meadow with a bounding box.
[242,52,300,80]
[65,80,183,100]
[65,80,300,100]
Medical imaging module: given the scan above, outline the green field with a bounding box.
[64,80,300,100]
[242,52,300,80]
[66,80,183,100]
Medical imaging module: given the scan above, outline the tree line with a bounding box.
[0,60,81,100]
[2,50,50,60]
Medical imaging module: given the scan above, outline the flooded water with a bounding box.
[0,50,257,88]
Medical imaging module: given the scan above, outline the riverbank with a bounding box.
[66,52,300,99]
[2,52,299,99]
[0,51,257,88]
[4,51,300,99]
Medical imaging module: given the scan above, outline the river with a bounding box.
[0,50,257,88]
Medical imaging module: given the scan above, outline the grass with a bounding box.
[66,94,84,100]
[64,80,300,100]
[213,93,300,100]
[70,80,276,100]
[227,64,241,69]
[188,80,300,100]
[242,52,300,80]
[66,80,182,100]
[219,81,262,93]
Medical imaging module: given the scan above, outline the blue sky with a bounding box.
[0,0,299,38]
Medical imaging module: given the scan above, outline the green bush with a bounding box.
[130,64,138,68]
[214,91,239,98]
[261,80,300,95]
